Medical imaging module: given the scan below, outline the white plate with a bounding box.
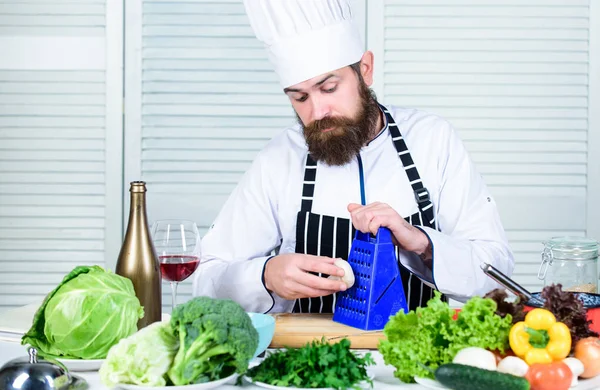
[244,372,375,390]
[28,313,172,373]
[115,373,237,390]
[414,377,450,389]
[57,358,105,372]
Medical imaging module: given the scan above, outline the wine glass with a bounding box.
[151,220,201,312]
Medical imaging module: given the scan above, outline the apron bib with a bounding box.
[293,104,445,313]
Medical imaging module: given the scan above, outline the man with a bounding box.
[192,0,514,314]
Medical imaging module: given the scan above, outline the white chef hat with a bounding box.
[242,0,365,89]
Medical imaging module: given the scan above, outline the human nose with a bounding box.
[310,95,331,121]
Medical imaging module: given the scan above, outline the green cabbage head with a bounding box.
[22,265,144,359]
[99,321,178,387]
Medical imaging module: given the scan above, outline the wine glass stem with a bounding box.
[170,281,178,312]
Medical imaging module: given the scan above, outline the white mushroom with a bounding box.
[497,356,529,377]
[563,357,585,387]
[452,347,497,371]
[328,259,355,288]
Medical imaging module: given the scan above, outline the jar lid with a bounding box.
[544,236,600,260]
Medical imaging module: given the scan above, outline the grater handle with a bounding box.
[353,227,394,244]
[354,230,371,242]
[375,227,393,244]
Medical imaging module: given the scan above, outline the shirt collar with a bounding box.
[365,105,389,147]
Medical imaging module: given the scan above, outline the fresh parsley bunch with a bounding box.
[245,338,375,389]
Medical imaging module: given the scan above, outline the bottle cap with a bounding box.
[130,181,147,193]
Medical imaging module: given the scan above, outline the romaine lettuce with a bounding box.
[100,321,178,387]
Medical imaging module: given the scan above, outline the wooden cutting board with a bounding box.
[268,313,385,350]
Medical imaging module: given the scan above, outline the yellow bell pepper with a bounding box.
[509,308,572,365]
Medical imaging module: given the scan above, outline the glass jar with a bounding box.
[538,236,599,293]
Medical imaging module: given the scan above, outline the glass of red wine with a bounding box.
[151,220,201,312]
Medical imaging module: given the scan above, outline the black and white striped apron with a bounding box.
[292,104,445,314]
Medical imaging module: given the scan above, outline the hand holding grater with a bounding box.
[332,227,408,330]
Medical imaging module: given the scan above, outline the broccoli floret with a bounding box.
[167,296,259,385]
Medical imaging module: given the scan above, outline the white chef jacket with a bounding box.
[192,105,514,313]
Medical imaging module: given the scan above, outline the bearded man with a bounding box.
[192,0,514,314]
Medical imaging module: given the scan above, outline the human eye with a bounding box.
[323,85,337,93]
[295,94,308,103]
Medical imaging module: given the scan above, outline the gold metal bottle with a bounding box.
[116,181,162,329]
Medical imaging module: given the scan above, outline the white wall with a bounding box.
[0,0,123,309]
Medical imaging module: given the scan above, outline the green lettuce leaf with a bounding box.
[378,292,512,383]
[378,293,455,382]
[21,265,143,359]
[21,266,92,358]
[445,295,512,358]
[100,321,179,387]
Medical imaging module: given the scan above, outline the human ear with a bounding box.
[359,51,375,86]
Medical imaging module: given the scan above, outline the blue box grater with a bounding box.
[332,227,408,330]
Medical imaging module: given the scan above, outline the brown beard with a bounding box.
[299,79,380,166]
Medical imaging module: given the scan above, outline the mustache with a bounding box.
[304,116,355,134]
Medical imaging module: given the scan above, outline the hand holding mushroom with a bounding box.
[263,254,349,300]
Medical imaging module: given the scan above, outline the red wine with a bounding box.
[159,255,200,282]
